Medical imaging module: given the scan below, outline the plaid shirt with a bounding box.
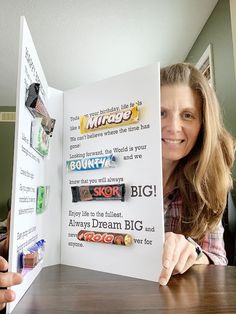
[164,188,227,265]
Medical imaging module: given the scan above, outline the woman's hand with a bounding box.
[0,212,11,260]
[158,232,209,285]
[0,256,23,311]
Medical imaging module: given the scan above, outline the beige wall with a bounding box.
[0,107,15,220]
[186,0,236,179]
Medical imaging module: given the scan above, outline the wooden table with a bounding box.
[12,264,236,313]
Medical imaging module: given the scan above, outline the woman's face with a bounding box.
[161,84,202,168]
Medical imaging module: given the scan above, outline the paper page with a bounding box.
[61,63,164,281]
[7,17,62,313]
[43,87,63,267]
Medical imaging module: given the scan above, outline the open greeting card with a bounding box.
[7,17,164,313]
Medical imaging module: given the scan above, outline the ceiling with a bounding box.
[0,0,218,107]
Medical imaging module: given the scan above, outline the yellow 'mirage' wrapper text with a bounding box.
[79,104,139,134]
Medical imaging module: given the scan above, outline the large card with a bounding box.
[61,64,164,281]
[7,17,63,313]
[7,17,164,313]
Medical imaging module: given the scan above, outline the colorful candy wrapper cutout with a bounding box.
[25,83,56,137]
[66,154,117,172]
[80,104,139,134]
[71,184,125,202]
[18,239,46,272]
[30,117,49,157]
[23,252,38,268]
[36,186,50,214]
[77,230,133,246]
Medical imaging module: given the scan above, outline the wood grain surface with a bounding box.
[12,264,236,314]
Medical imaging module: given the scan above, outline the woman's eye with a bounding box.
[161,110,166,118]
[183,112,194,120]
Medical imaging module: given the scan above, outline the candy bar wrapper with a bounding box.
[77,230,133,246]
[66,154,117,172]
[25,83,49,117]
[25,83,56,137]
[71,184,125,202]
[18,239,46,272]
[36,186,50,214]
[80,104,139,134]
[23,251,38,268]
[40,115,56,137]
[30,117,50,157]
[30,109,56,137]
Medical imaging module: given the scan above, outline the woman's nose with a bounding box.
[166,115,182,133]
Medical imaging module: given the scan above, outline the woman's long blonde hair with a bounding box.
[161,63,235,241]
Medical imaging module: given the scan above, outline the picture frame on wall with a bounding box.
[195,44,214,87]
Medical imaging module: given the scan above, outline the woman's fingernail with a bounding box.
[159,278,167,286]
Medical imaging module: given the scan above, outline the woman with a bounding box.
[158,63,235,285]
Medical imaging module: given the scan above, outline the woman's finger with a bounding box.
[162,232,176,269]
[0,272,23,289]
[0,289,16,305]
[0,256,8,272]
[173,243,197,274]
